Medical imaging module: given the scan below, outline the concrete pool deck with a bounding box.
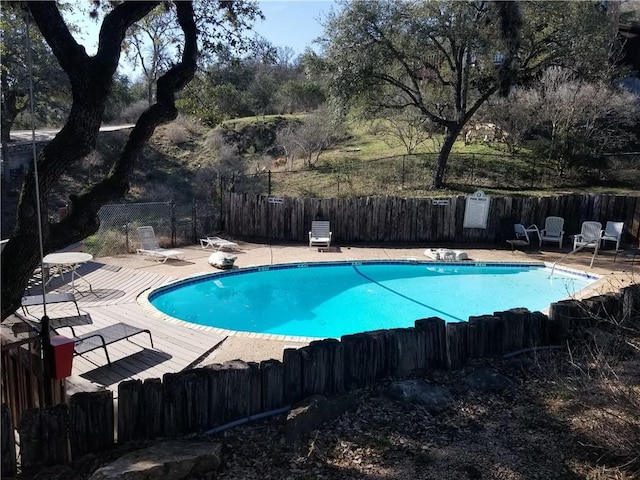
[98,239,639,366]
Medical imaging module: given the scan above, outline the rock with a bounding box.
[88,441,222,480]
[462,367,512,393]
[208,251,237,269]
[285,394,358,444]
[384,379,453,413]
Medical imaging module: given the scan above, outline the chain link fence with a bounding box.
[83,200,218,257]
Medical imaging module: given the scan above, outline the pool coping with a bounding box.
[137,260,602,343]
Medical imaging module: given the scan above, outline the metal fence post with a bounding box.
[219,176,224,232]
[171,199,176,246]
[192,199,197,243]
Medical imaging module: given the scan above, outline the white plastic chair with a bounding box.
[573,221,602,251]
[538,216,565,249]
[309,221,332,249]
[601,221,623,251]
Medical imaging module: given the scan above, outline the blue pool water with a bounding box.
[149,262,596,339]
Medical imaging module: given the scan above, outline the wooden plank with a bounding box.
[18,408,43,475]
[341,330,392,391]
[117,379,143,443]
[494,308,528,354]
[445,322,468,370]
[390,328,427,378]
[260,359,284,411]
[467,315,503,358]
[414,317,447,369]
[68,391,114,459]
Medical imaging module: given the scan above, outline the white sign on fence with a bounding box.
[463,190,490,229]
[432,199,450,206]
[268,197,284,204]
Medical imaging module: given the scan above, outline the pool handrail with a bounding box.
[549,234,601,277]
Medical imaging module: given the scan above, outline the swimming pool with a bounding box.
[148,261,597,339]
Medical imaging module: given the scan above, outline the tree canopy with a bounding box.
[0,6,71,142]
[322,0,620,188]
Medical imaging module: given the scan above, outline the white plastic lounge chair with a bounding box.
[506,224,531,252]
[136,226,185,263]
[309,221,332,249]
[573,221,603,251]
[199,236,239,251]
[538,216,565,249]
[601,221,623,251]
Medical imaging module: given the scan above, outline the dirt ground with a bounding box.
[211,351,640,480]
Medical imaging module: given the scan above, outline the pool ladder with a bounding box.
[549,238,601,277]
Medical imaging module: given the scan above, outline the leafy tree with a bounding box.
[322,0,620,188]
[1,0,260,320]
[103,73,139,123]
[275,80,326,113]
[178,75,249,125]
[0,6,71,143]
[247,68,277,116]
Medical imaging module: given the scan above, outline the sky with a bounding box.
[252,0,336,56]
[69,1,337,78]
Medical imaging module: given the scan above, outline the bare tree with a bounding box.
[276,109,343,169]
[535,67,639,177]
[370,108,441,155]
[274,120,301,170]
[483,89,540,154]
[125,4,180,105]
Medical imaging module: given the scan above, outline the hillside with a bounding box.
[2,116,639,236]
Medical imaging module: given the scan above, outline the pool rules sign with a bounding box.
[463,190,491,229]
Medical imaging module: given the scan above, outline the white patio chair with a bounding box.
[309,221,332,249]
[538,216,565,249]
[573,221,603,251]
[601,221,623,251]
